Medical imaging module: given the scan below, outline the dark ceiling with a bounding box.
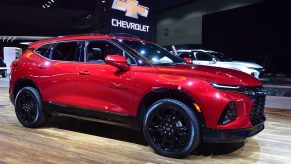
[0,0,194,36]
[0,0,193,11]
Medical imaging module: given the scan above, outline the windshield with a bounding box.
[119,40,185,65]
[209,52,232,61]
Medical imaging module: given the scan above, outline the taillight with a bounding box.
[11,60,19,69]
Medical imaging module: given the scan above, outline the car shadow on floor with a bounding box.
[194,142,245,156]
[47,115,148,145]
[47,115,245,156]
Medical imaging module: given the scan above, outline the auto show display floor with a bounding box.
[0,87,291,163]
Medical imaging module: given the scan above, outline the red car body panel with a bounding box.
[9,35,264,133]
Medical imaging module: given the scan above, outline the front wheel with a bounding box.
[15,87,47,128]
[143,99,200,158]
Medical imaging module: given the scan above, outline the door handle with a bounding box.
[38,65,46,69]
[79,71,90,76]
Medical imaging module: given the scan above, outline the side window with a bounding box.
[86,41,136,65]
[35,44,53,58]
[51,42,78,61]
[195,52,212,61]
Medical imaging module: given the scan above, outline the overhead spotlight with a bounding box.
[41,0,55,9]
[86,14,92,19]
[102,0,106,3]
[20,42,32,45]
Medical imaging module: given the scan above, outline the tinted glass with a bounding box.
[179,52,192,59]
[210,52,232,61]
[120,40,185,65]
[86,41,136,65]
[35,44,53,58]
[195,52,212,61]
[51,42,78,61]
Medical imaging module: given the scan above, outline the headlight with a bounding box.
[211,83,241,91]
[212,83,251,95]
[211,83,264,96]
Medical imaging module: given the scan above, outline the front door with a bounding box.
[77,40,136,115]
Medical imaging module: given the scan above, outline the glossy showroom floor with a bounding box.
[0,87,291,163]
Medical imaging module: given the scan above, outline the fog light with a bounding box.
[218,102,237,125]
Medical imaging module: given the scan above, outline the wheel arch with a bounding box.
[136,88,205,129]
[12,78,41,105]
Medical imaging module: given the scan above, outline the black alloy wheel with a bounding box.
[15,87,47,128]
[143,99,200,158]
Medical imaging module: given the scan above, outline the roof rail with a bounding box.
[108,33,140,39]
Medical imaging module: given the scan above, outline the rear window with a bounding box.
[50,42,78,61]
[35,44,53,58]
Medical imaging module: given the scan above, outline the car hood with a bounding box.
[222,61,263,68]
[155,64,262,86]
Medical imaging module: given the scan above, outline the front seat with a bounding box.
[87,47,105,64]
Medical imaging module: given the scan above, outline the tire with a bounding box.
[15,87,47,128]
[143,98,200,158]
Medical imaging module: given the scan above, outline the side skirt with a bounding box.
[43,102,140,130]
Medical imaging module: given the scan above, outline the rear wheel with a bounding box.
[143,99,200,158]
[15,87,47,128]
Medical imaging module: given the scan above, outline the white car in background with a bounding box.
[177,49,264,79]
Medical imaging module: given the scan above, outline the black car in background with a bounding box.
[0,57,7,78]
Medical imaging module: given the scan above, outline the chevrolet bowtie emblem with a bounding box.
[112,0,149,19]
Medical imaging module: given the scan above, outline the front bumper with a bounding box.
[203,123,264,143]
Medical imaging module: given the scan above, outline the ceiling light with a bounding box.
[20,42,32,45]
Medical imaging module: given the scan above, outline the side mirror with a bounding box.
[184,58,192,64]
[105,55,129,71]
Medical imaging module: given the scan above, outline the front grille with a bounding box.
[246,87,266,126]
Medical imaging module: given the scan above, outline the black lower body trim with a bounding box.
[203,123,264,143]
[43,102,139,130]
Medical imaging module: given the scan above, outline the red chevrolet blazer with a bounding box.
[9,34,266,158]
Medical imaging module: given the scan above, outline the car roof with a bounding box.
[29,34,145,49]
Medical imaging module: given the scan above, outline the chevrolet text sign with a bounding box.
[112,19,149,32]
[111,0,150,33]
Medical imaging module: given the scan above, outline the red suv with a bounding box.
[9,34,266,158]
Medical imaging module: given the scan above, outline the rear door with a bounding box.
[33,41,81,106]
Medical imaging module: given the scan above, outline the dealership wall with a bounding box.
[0,5,91,36]
[157,0,263,46]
